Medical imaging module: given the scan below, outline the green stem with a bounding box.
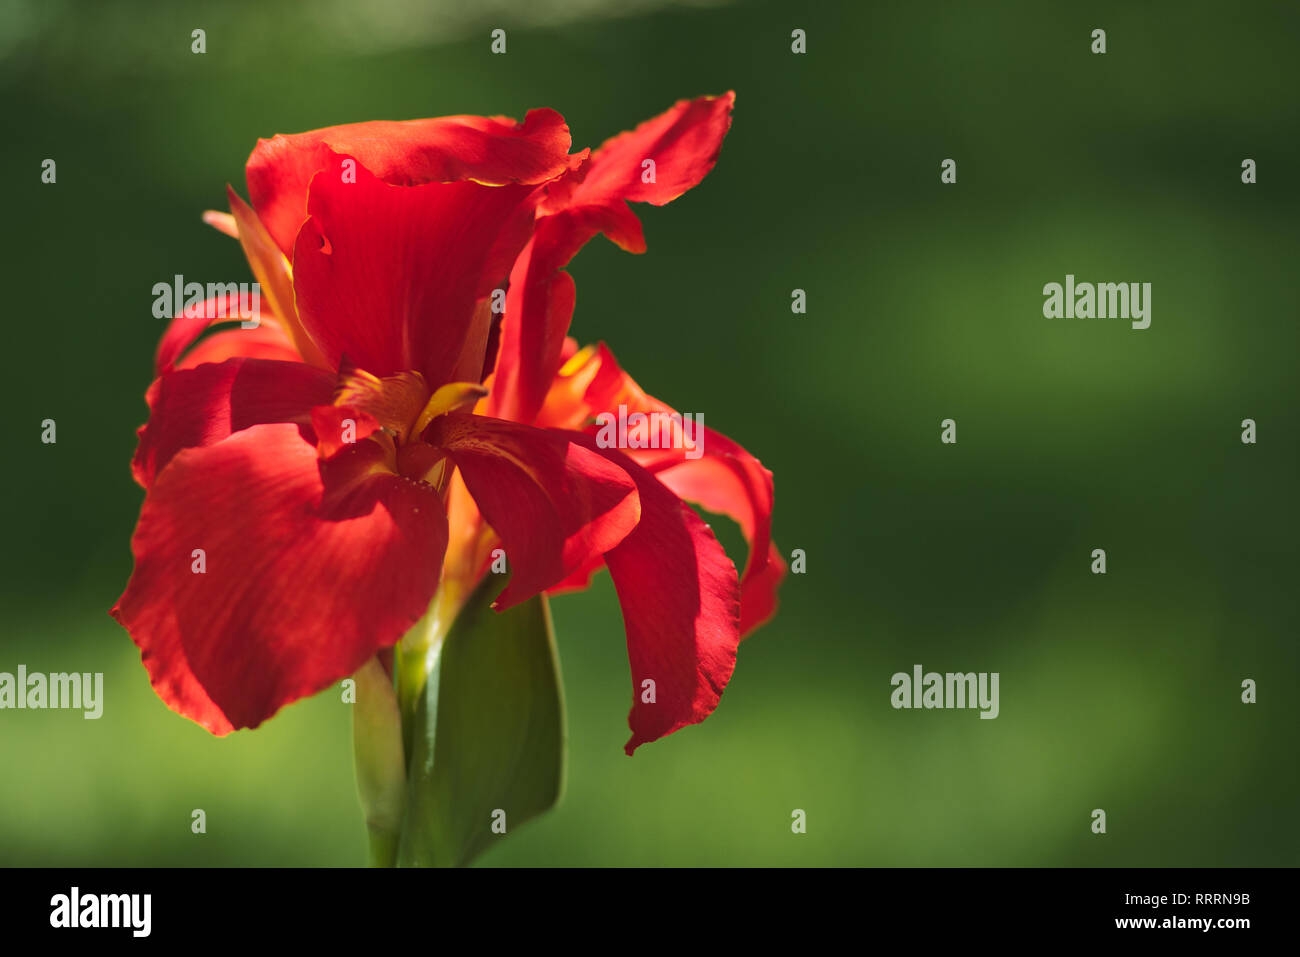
[394,582,467,765]
[351,656,407,867]
[355,577,479,866]
[365,826,401,868]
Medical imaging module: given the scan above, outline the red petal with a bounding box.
[113,423,447,732]
[551,342,783,635]
[428,413,640,609]
[132,357,335,488]
[174,322,301,370]
[310,405,382,459]
[574,441,740,755]
[485,220,579,423]
[487,94,734,425]
[654,442,784,636]
[225,186,329,368]
[292,155,535,386]
[247,110,582,256]
[545,550,607,595]
[154,292,279,375]
[546,92,735,211]
[485,203,639,424]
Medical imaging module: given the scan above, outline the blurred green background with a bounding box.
[2,0,1297,866]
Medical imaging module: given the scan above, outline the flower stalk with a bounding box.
[393,581,466,764]
[354,569,482,866]
[350,655,407,867]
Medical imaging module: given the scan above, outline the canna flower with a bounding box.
[113,93,781,756]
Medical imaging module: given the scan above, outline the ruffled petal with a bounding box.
[543,342,782,635]
[486,94,734,425]
[247,109,582,256]
[113,423,448,732]
[485,210,608,424]
[545,92,735,211]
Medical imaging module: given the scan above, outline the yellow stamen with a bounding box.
[558,344,598,378]
[410,381,489,440]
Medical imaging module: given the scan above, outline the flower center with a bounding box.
[324,363,488,493]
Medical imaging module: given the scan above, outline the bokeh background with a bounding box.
[2,0,1296,866]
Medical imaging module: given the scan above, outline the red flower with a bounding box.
[113,94,781,753]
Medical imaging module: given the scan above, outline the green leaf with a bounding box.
[396,576,566,867]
